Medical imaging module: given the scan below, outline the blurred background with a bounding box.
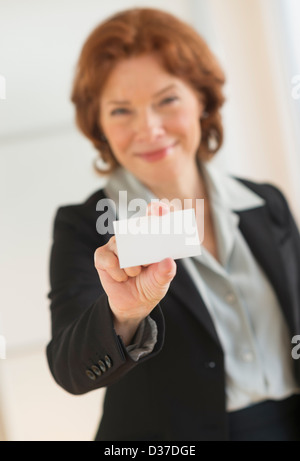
[0,0,299,441]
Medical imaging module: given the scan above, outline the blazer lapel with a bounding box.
[167,258,223,349]
[236,206,294,332]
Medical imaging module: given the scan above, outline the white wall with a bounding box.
[198,0,300,222]
[0,0,194,441]
[0,0,299,442]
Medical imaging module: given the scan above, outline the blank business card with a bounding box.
[113,208,202,268]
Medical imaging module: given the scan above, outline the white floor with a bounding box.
[0,345,105,441]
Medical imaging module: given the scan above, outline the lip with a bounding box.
[135,142,177,163]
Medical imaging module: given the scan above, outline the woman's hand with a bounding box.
[94,202,177,345]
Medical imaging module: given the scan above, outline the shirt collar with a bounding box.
[198,161,265,269]
[104,167,156,219]
[103,161,266,219]
[200,161,265,212]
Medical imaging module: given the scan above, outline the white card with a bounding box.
[113,208,202,268]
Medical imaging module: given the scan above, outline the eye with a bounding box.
[110,107,131,116]
[159,96,179,106]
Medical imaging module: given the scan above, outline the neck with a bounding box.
[147,160,207,209]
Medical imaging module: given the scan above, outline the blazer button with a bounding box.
[98,360,106,373]
[86,369,97,381]
[205,361,216,369]
[91,365,102,377]
[104,355,112,369]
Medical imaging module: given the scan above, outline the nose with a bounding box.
[133,108,166,143]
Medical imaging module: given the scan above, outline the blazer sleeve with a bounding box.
[46,205,165,396]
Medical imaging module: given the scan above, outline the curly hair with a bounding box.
[71,7,226,175]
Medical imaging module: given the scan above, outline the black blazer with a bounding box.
[46,178,300,441]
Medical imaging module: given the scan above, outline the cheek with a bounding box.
[167,109,201,143]
[105,124,132,157]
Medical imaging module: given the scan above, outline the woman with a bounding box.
[47,8,300,441]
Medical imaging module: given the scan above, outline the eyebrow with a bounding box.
[107,84,177,105]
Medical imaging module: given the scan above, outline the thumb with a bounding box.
[153,258,177,286]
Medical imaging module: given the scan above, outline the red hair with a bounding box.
[71,7,226,174]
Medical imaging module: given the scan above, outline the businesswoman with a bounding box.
[46,8,300,441]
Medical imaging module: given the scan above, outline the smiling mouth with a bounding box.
[135,142,178,161]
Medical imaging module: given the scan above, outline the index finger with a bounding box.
[146,201,170,217]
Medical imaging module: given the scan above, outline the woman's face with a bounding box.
[99,54,204,188]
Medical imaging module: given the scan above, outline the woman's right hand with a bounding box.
[94,202,177,345]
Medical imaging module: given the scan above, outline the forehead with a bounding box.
[100,54,182,101]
